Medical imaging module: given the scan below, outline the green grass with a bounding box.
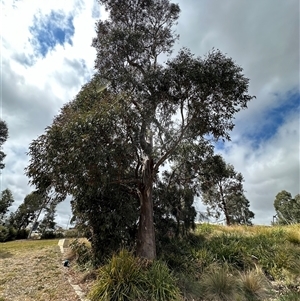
[2,226,297,300]
[0,239,59,260]
[278,292,300,301]
[157,224,300,300]
[88,249,181,301]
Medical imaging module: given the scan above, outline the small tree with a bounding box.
[0,189,14,223]
[200,155,254,225]
[274,190,300,224]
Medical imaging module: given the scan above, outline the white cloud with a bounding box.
[219,109,300,224]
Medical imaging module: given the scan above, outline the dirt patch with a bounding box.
[0,240,86,301]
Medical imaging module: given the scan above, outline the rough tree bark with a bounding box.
[136,158,156,259]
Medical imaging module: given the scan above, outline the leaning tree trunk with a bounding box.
[136,158,156,260]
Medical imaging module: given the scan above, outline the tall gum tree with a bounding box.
[92,0,254,258]
[26,0,255,260]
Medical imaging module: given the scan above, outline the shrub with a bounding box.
[16,228,29,239]
[88,249,147,301]
[158,238,196,274]
[69,239,93,268]
[205,233,253,270]
[41,231,56,239]
[0,225,17,242]
[194,248,216,273]
[64,229,80,238]
[6,226,17,241]
[176,273,203,301]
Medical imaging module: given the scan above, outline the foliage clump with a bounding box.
[88,249,181,301]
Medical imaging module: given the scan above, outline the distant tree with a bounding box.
[38,203,57,236]
[0,188,14,223]
[26,0,254,260]
[154,141,213,238]
[10,192,44,231]
[0,119,8,170]
[225,194,254,225]
[200,155,254,225]
[274,190,300,224]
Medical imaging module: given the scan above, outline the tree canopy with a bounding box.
[274,190,300,224]
[26,0,254,260]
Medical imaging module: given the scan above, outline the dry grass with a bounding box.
[0,239,83,301]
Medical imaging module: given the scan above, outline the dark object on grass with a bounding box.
[63,260,69,267]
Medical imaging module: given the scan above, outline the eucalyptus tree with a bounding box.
[10,191,46,232]
[274,190,300,224]
[26,0,254,259]
[200,155,254,225]
[0,119,8,170]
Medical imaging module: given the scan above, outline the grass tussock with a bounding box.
[238,266,270,301]
[88,249,181,301]
[200,264,239,301]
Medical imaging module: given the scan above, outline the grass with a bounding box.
[200,264,239,301]
[1,225,299,300]
[88,249,181,301]
[0,239,58,253]
[158,224,300,300]
[0,239,81,301]
[238,266,271,301]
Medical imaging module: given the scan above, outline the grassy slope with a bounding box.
[177,224,300,300]
[69,224,300,300]
[1,225,299,301]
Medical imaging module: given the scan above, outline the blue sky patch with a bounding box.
[29,10,75,57]
[245,91,300,148]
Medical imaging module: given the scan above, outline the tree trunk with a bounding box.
[219,183,231,226]
[136,158,156,260]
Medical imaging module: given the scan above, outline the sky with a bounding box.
[1,0,299,228]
